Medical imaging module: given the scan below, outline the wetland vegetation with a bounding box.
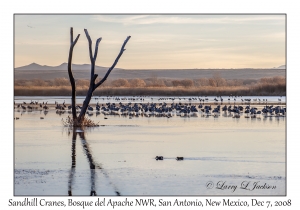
[14,75,285,96]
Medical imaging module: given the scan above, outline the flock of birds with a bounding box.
[14,96,286,119]
[93,95,283,103]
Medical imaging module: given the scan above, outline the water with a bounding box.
[14,97,286,196]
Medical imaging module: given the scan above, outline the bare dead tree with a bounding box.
[67,27,131,126]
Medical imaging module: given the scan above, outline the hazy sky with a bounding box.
[15,14,285,69]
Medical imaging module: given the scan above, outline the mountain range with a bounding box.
[15,63,286,71]
[15,62,123,71]
[276,65,286,69]
[14,63,286,81]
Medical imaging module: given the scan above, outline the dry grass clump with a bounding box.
[62,116,99,127]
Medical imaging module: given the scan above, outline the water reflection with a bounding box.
[67,129,121,196]
[68,131,76,196]
[14,101,286,195]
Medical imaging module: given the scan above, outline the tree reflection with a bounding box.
[68,131,76,196]
[78,131,97,196]
[68,128,120,196]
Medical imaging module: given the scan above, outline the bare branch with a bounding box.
[70,27,73,44]
[93,38,102,61]
[68,27,80,119]
[68,32,80,83]
[94,36,131,90]
[92,74,98,84]
[84,29,102,81]
[84,29,93,64]
[73,34,80,47]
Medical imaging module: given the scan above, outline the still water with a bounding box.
[14,97,286,196]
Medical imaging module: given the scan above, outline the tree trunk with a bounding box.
[67,28,80,120]
[77,87,94,124]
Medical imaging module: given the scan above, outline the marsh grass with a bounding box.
[14,76,286,96]
[62,116,99,127]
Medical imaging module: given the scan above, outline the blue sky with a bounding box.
[15,14,285,69]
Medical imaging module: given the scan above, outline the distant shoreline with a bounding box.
[14,86,286,97]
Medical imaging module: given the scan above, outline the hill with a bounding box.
[276,65,286,69]
[14,63,286,81]
[15,62,123,71]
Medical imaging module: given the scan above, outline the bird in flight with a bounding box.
[27,25,34,28]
